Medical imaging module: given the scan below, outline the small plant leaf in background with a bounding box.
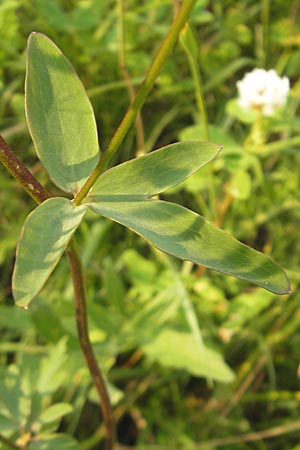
[87,200,290,295]
[25,32,99,193]
[12,198,87,308]
[91,141,222,199]
[28,434,81,450]
[179,124,244,172]
[142,328,235,383]
[228,169,252,200]
[38,403,73,425]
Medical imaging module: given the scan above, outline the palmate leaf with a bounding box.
[87,199,290,295]
[25,32,99,193]
[13,198,87,308]
[91,141,222,199]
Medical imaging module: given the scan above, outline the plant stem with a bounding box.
[73,0,197,205]
[66,238,114,450]
[118,0,145,156]
[0,134,50,203]
[2,4,197,445]
[194,419,300,448]
[180,23,209,140]
[261,0,270,67]
[0,136,114,449]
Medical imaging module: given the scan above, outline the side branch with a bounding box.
[0,134,50,204]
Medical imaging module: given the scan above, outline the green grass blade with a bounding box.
[25,32,99,193]
[88,199,290,295]
[13,198,87,307]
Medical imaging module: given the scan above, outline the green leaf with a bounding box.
[91,141,221,199]
[36,339,69,394]
[142,328,234,382]
[29,434,81,450]
[228,169,252,199]
[25,32,99,193]
[0,365,23,422]
[38,403,73,425]
[226,98,258,124]
[87,200,290,295]
[13,198,87,307]
[0,413,16,431]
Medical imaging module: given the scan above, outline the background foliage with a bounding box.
[1,0,300,449]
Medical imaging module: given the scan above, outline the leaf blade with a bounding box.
[91,141,221,199]
[143,328,235,382]
[13,198,87,307]
[38,403,73,425]
[25,32,99,193]
[87,199,290,295]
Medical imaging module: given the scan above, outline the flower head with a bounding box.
[237,68,290,116]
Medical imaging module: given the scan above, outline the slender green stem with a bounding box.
[247,135,300,155]
[0,134,50,203]
[180,23,209,140]
[118,0,145,155]
[87,77,143,98]
[261,0,270,67]
[179,23,216,218]
[73,0,197,205]
[188,50,209,140]
[0,434,20,450]
[193,419,300,448]
[66,238,114,450]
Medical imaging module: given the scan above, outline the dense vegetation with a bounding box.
[1,1,300,449]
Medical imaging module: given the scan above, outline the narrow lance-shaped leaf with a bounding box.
[13,198,87,308]
[91,141,221,199]
[26,32,99,193]
[87,200,290,295]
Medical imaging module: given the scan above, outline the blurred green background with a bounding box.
[1,1,300,449]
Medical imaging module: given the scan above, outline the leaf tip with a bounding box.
[15,296,31,310]
[27,31,42,46]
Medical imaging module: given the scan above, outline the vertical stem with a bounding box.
[180,23,209,140]
[180,23,216,217]
[66,238,114,450]
[73,0,197,205]
[118,0,145,155]
[261,0,270,67]
[0,135,114,448]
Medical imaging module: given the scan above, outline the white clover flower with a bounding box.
[237,68,290,116]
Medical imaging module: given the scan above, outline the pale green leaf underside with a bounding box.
[88,200,290,295]
[13,198,87,307]
[143,328,234,382]
[25,32,99,193]
[91,141,221,199]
